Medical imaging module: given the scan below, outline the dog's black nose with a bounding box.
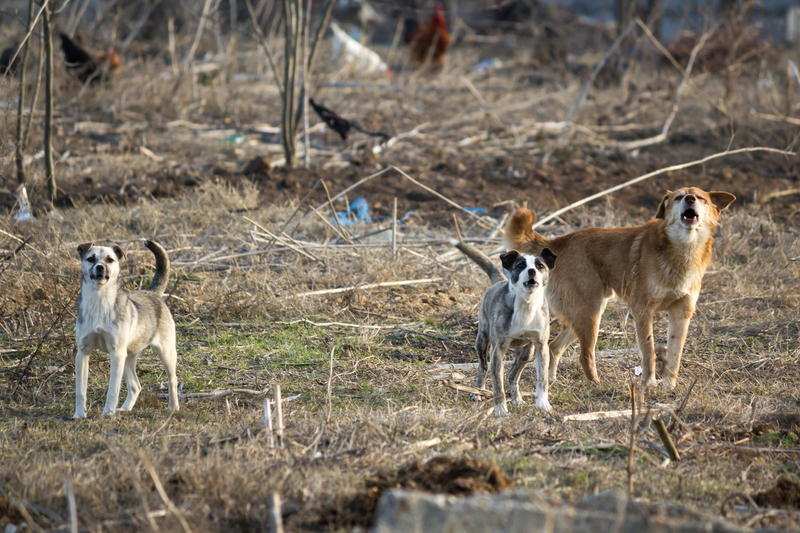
[96,264,104,272]
[685,194,696,205]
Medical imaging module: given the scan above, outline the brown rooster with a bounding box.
[408,2,451,68]
[59,33,120,84]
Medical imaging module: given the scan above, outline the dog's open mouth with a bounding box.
[681,208,699,225]
[89,273,109,282]
[524,279,539,289]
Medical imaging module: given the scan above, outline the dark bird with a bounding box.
[408,2,451,68]
[1,45,19,76]
[59,32,120,84]
[309,98,390,142]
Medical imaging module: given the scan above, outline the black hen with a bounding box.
[309,98,389,142]
[1,46,19,76]
[59,33,120,84]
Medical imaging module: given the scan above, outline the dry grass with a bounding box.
[0,181,798,532]
[1,10,799,531]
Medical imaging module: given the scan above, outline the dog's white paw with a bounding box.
[535,396,552,412]
[493,404,510,417]
[511,392,525,405]
[101,408,117,416]
[72,411,86,420]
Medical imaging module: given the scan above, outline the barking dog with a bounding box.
[74,240,179,418]
[505,187,735,388]
[456,241,557,416]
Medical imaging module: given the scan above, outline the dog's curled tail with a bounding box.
[452,240,504,284]
[505,207,548,252]
[144,240,170,295]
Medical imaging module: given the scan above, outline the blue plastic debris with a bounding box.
[333,196,372,225]
[463,206,488,215]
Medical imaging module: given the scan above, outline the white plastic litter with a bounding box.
[13,184,32,221]
[330,21,388,74]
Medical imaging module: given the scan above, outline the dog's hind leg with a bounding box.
[508,344,534,405]
[120,352,141,411]
[156,333,180,411]
[573,312,602,384]
[548,327,576,383]
[102,346,127,416]
[474,331,489,392]
[73,346,91,419]
[661,297,693,389]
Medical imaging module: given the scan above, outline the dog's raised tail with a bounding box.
[453,240,504,284]
[144,240,170,295]
[505,207,548,252]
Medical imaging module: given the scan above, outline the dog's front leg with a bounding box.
[534,337,552,411]
[634,308,659,387]
[662,297,694,388]
[102,346,127,416]
[73,346,91,419]
[490,343,510,416]
[508,344,533,405]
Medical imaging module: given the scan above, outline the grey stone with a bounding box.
[371,489,749,533]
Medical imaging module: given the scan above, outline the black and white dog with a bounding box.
[74,240,179,418]
[456,241,556,416]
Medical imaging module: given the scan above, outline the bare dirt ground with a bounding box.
[1,6,799,532]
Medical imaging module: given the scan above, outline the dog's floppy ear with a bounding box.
[655,191,672,219]
[77,242,93,258]
[500,250,520,272]
[112,245,125,260]
[540,248,557,270]
[709,191,736,211]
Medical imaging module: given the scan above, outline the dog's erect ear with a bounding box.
[112,245,125,260]
[655,191,672,219]
[709,191,736,211]
[540,248,557,270]
[500,250,520,272]
[77,243,93,258]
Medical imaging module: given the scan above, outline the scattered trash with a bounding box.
[333,196,372,225]
[13,184,32,221]
[86,131,122,145]
[789,60,800,84]
[463,206,488,215]
[633,366,643,376]
[470,57,502,74]
[225,132,245,144]
[330,22,388,74]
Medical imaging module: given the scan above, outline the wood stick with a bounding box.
[274,384,284,448]
[392,166,494,230]
[263,395,274,447]
[391,197,398,258]
[326,345,335,423]
[268,492,284,533]
[281,277,442,299]
[758,188,800,203]
[138,452,193,533]
[655,418,680,461]
[64,477,77,533]
[321,179,352,242]
[310,167,391,213]
[442,379,532,398]
[627,380,638,496]
[534,147,796,228]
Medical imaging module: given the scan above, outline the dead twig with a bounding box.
[655,418,681,461]
[281,277,442,299]
[534,147,796,228]
[138,451,193,533]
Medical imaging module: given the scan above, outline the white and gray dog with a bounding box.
[456,241,556,416]
[74,240,179,418]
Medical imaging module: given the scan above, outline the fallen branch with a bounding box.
[442,379,533,398]
[534,147,797,228]
[655,418,681,461]
[562,403,673,422]
[281,277,442,299]
[758,188,800,204]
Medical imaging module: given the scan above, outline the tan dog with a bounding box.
[505,187,735,388]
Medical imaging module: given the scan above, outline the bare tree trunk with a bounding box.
[280,0,298,168]
[15,0,36,185]
[43,0,57,205]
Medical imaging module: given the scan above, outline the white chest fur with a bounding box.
[508,286,547,340]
